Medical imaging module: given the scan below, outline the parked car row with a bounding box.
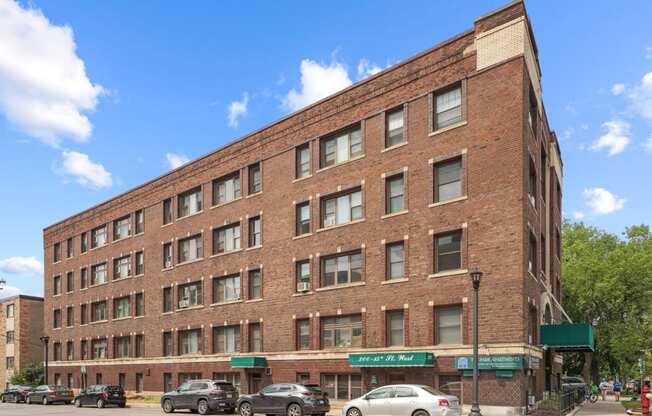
[1,384,125,408]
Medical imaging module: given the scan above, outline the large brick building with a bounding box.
[43,1,574,414]
[1,295,44,389]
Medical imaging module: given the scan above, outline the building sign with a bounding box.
[455,355,524,370]
[349,352,434,367]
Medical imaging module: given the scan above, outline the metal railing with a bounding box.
[535,387,585,415]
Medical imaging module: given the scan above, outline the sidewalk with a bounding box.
[576,398,625,416]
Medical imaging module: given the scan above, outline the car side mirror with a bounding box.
[364,395,370,400]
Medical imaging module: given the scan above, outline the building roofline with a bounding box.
[0,294,44,303]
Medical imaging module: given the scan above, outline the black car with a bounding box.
[161,379,238,415]
[1,385,33,403]
[236,383,329,416]
[26,385,74,405]
[73,384,126,408]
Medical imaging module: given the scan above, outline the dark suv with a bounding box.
[237,383,329,416]
[1,385,33,403]
[73,385,126,408]
[161,379,238,415]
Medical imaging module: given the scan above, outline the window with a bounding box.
[179,373,202,385]
[136,373,144,393]
[135,209,144,234]
[249,323,262,352]
[528,87,537,130]
[436,305,462,344]
[297,373,310,385]
[178,234,203,263]
[178,186,202,218]
[135,334,144,357]
[163,332,173,356]
[91,262,107,285]
[80,267,88,289]
[213,223,241,254]
[321,188,362,227]
[80,232,88,253]
[528,157,537,208]
[80,304,88,325]
[385,173,405,214]
[96,373,103,384]
[541,233,547,276]
[386,107,405,147]
[6,357,15,369]
[320,125,362,168]
[163,287,173,312]
[386,310,405,346]
[213,325,240,353]
[555,229,561,259]
[163,242,173,268]
[91,338,107,359]
[80,340,88,360]
[53,343,61,361]
[321,374,362,400]
[434,158,462,203]
[53,309,62,328]
[91,301,107,322]
[435,85,462,129]
[213,172,241,205]
[135,251,144,275]
[6,304,14,318]
[178,282,202,308]
[386,241,405,280]
[114,336,130,358]
[66,237,74,258]
[113,296,131,319]
[291,203,311,238]
[135,292,144,317]
[67,373,74,388]
[213,373,241,393]
[53,242,61,262]
[119,373,126,389]
[248,216,262,247]
[434,231,462,273]
[321,315,362,349]
[113,255,132,280]
[529,232,538,275]
[296,143,310,178]
[66,306,74,327]
[213,274,241,303]
[6,331,15,344]
[66,271,74,292]
[321,251,362,287]
[164,373,173,392]
[296,319,310,350]
[248,162,262,194]
[556,180,562,212]
[296,260,311,292]
[248,269,262,300]
[113,215,131,240]
[179,329,202,355]
[163,198,173,224]
[53,275,62,295]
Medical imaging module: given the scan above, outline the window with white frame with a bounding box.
[248,216,261,247]
[113,255,132,280]
[213,223,241,254]
[386,241,405,280]
[320,125,362,168]
[248,269,262,300]
[113,296,131,319]
[435,85,462,129]
[321,189,362,227]
[163,242,173,268]
[321,251,362,287]
[433,231,462,273]
[321,315,362,349]
[213,274,241,303]
[385,173,405,214]
[178,186,202,218]
[114,336,131,358]
[296,202,311,236]
[113,216,131,241]
[296,144,310,178]
[178,234,203,263]
[91,225,108,248]
[213,325,240,353]
[92,338,107,359]
[135,209,144,234]
[386,107,405,147]
[179,329,202,355]
[91,301,107,322]
[91,262,107,285]
[436,305,462,344]
[213,172,241,205]
[386,310,405,346]
[434,157,462,203]
[248,162,261,194]
[178,282,202,308]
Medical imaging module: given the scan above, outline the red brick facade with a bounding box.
[43,1,564,412]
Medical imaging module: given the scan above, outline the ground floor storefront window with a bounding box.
[321,374,362,400]
[179,372,202,385]
[437,374,462,401]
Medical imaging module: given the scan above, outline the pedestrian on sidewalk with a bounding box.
[613,381,622,401]
[599,380,609,401]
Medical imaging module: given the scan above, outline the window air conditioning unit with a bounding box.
[179,299,190,309]
[297,282,311,293]
[265,367,272,376]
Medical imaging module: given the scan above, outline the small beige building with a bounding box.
[0,295,44,388]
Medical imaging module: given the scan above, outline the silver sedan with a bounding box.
[342,384,461,416]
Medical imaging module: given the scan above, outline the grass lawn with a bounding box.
[621,399,641,410]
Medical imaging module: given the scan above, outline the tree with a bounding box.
[9,362,43,386]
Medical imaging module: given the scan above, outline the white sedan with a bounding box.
[342,384,461,416]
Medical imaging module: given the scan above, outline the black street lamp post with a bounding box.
[40,336,50,384]
[469,270,483,416]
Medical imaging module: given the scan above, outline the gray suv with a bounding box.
[237,383,329,416]
[161,379,238,415]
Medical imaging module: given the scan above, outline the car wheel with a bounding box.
[239,402,252,416]
[97,398,105,408]
[42,396,49,405]
[74,398,82,408]
[197,399,210,415]
[346,408,362,416]
[287,403,303,416]
[162,399,175,413]
[412,411,430,416]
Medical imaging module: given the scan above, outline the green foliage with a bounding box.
[9,362,44,386]
[562,222,652,380]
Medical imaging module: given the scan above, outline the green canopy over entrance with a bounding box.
[540,323,595,352]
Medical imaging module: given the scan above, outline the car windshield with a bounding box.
[213,382,235,391]
[106,386,123,393]
[53,386,69,392]
[420,386,446,396]
[304,386,324,394]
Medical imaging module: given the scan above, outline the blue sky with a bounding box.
[1,0,651,299]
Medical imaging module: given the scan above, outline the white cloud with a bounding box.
[227,92,249,128]
[611,83,625,96]
[0,0,105,147]
[0,256,42,276]
[645,134,652,152]
[627,71,652,120]
[58,150,112,188]
[572,211,585,220]
[583,187,626,215]
[282,59,352,111]
[590,120,631,156]
[0,285,21,300]
[580,123,589,130]
[562,127,574,140]
[165,152,189,169]
[646,46,652,60]
[357,59,382,80]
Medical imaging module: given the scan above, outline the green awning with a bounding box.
[349,352,434,367]
[231,356,267,368]
[540,323,595,352]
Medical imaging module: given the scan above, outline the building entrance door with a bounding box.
[249,373,263,394]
